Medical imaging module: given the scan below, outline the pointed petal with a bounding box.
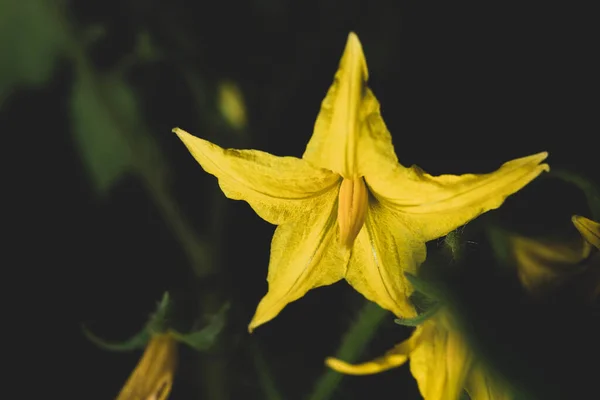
[444,326,472,399]
[355,88,402,178]
[325,326,424,375]
[116,334,177,400]
[345,203,426,319]
[409,320,447,399]
[302,32,368,178]
[366,152,550,241]
[248,189,349,331]
[410,317,471,400]
[302,33,401,181]
[572,215,600,249]
[174,128,339,225]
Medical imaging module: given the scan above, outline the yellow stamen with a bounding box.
[338,178,368,248]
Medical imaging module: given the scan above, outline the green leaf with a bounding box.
[146,292,172,334]
[83,324,150,352]
[394,302,441,327]
[83,292,171,352]
[173,302,230,351]
[69,71,137,195]
[0,0,65,95]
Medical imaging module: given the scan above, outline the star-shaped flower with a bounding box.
[174,32,549,331]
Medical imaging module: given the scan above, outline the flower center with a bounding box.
[337,178,368,249]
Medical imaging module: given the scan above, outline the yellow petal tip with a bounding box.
[325,357,359,374]
[172,127,190,141]
[173,127,198,141]
[572,215,600,249]
[347,31,360,47]
[247,320,258,334]
[341,31,369,83]
[534,151,550,168]
[530,151,550,173]
[324,357,339,367]
[248,302,282,332]
[248,313,268,334]
[325,353,409,375]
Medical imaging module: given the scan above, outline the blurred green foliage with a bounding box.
[70,72,136,195]
[0,0,65,96]
[84,293,229,353]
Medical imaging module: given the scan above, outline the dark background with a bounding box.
[4,0,597,399]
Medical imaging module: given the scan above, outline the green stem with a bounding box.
[253,341,285,400]
[307,301,389,400]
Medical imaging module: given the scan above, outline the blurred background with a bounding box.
[3,0,597,399]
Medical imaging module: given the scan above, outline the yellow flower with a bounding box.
[326,311,510,400]
[174,32,549,332]
[116,333,177,400]
[572,215,600,249]
[509,215,599,299]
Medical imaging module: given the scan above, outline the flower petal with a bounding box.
[572,215,600,249]
[325,326,423,375]
[410,317,471,400]
[117,334,177,400]
[355,88,401,178]
[408,320,445,398]
[248,188,349,331]
[366,152,550,242]
[345,203,426,319]
[302,32,368,178]
[174,128,339,225]
[466,364,512,400]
